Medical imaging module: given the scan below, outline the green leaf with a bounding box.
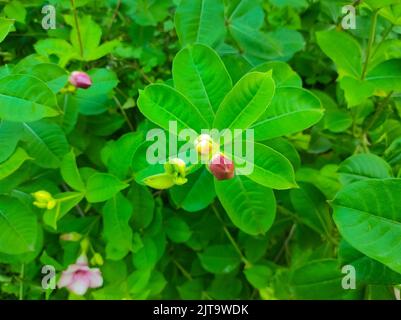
[0,196,38,255]
[127,269,152,295]
[23,63,68,93]
[0,148,32,180]
[338,154,393,185]
[103,193,133,260]
[365,0,400,10]
[244,265,272,289]
[4,1,26,24]
[0,18,14,43]
[199,245,241,274]
[313,90,352,132]
[132,236,159,270]
[165,216,192,243]
[138,84,209,133]
[169,168,216,212]
[316,30,363,78]
[175,0,226,47]
[64,15,119,62]
[128,0,173,26]
[366,59,401,93]
[102,132,143,179]
[251,87,323,141]
[233,142,296,190]
[43,192,84,230]
[339,240,401,285]
[34,39,77,67]
[296,165,342,200]
[262,138,301,170]
[86,173,129,203]
[21,121,69,169]
[290,182,334,236]
[128,183,155,230]
[339,77,375,107]
[227,1,304,64]
[290,259,361,299]
[251,61,302,88]
[215,176,276,235]
[213,72,275,131]
[61,150,85,192]
[0,121,22,163]
[208,274,242,299]
[0,75,60,122]
[332,179,401,274]
[173,44,232,126]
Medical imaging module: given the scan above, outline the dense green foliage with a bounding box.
[0,0,401,300]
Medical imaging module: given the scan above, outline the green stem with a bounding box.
[361,10,379,80]
[172,259,192,281]
[19,264,24,300]
[211,203,251,267]
[371,24,393,60]
[113,96,135,131]
[70,0,84,58]
[365,91,394,133]
[274,224,296,263]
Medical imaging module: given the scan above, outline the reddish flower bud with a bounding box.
[209,153,235,180]
[69,71,92,89]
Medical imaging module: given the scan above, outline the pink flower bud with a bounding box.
[69,71,92,89]
[209,153,235,180]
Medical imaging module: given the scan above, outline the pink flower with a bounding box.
[209,153,235,180]
[58,255,103,296]
[69,71,92,89]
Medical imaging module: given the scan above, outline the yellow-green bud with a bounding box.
[32,190,57,210]
[164,158,186,177]
[90,253,104,266]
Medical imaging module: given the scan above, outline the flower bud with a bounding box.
[90,253,104,266]
[164,158,186,177]
[32,190,57,210]
[60,232,82,242]
[69,71,92,89]
[208,153,235,180]
[195,134,214,156]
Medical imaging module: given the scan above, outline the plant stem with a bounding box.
[70,0,84,58]
[361,10,379,80]
[365,91,394,133]
[274,224,296,263]
[113,96,135,131]
[19,263,24,300]
[172,259,192,281]
[211,203,251,266]
[108,0,121,33]
[371,24,393,60]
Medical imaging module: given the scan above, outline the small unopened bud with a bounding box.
[164,158,188,186]
[69,71,92,89]
[32,190,57,210]
[90,253,104,266]
[164,158,186,177]
[208,153,235,180]
[60,232,82,242]
[195,134,214,156]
